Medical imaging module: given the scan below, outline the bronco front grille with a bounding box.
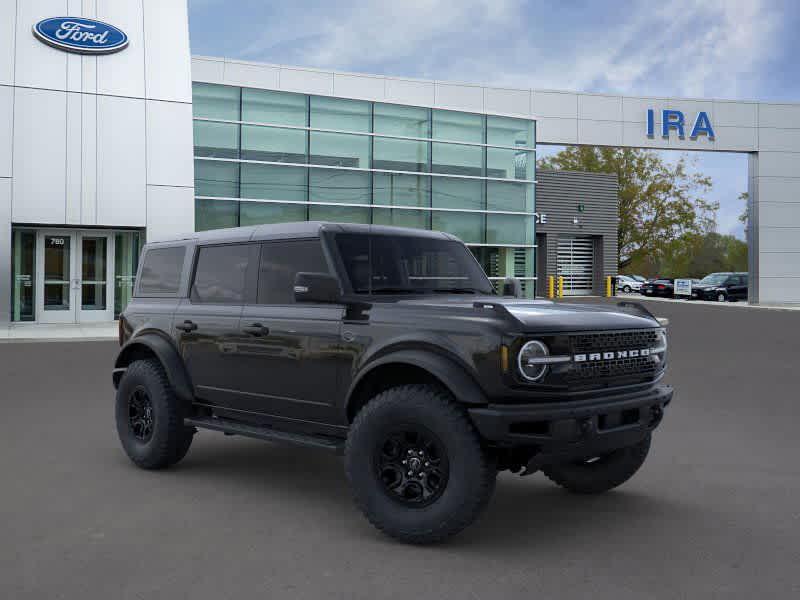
[566,329,660,383]
[569,329,659,354]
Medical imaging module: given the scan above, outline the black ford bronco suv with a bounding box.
[113,222,672,544]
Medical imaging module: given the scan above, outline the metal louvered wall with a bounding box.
[535,169,619,296]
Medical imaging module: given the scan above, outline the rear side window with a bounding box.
[191,244,252,304]
[257,240,329,304]
[137,246,186,295]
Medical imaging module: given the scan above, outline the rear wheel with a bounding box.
[345,385,496,544]
[542,435,651,494]
[717,292,727,302]
[115,359,195,470]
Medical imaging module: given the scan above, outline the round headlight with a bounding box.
[518,340,550,382]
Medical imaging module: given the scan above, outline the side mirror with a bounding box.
[294,272,342,303]
[502,276,523,298]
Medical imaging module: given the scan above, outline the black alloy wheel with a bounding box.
[376,427,449,507]
[128,386,154,442]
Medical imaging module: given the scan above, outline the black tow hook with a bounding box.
[649,405,664,427]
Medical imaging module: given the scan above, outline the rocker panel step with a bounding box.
[185,416,345,454]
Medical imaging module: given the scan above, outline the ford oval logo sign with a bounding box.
[33,17,128,55]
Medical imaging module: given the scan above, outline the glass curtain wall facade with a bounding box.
[192,83,537,295]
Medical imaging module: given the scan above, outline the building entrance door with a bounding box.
[35,230,114,323]
[557,236,594,296]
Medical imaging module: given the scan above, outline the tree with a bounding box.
[538,147,718,270]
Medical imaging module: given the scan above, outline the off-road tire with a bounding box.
[542,434,651,494]
[115,359,195,470]
[345,384,496,544]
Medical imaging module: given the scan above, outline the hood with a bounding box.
[394,296,660,332]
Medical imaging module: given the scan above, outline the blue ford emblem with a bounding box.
[33,17,128,54]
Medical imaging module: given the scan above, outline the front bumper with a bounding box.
[468,384,673,463]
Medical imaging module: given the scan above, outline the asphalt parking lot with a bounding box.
[2,298,799,599]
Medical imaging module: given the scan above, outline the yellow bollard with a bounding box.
[548,275,554,299]
[606,275,612,297]
[557,276,564,298]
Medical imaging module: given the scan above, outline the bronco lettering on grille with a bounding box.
[574,348,652,362]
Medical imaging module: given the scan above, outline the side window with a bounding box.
[191,244,252,304]
[257,240,329,304]
[137,246,186,295]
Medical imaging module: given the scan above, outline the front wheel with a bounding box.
[622,285,632,293]
[115,359,195,470]
[345,385,496,544]
[542,435,651,494]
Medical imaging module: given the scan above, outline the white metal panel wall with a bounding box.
[146,185,194,242]
[0,0,16,86]
[11,87,67,224]
[96,0,146,98]
[96,95,147,226]
[14,0,70,90]
[0,178,11,322]
[143,0,192,103]
[0,85,12,178]
[146,100,194,187]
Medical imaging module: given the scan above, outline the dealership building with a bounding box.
[2,1,800,325]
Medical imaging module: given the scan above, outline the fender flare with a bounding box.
[113,332,194,404]
[345,348,488,419]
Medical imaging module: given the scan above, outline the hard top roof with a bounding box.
[145,222,460,247]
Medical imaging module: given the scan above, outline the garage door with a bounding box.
[557,236,594,296]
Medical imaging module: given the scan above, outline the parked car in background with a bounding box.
[617,274,643,293]
[631,275,648,283]
[691,272,749,302]
[640,279,675,298]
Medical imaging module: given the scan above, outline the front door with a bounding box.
[36,230,114,323]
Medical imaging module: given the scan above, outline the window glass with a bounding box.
[486,214,533,245]
[310,96,370,131]
[240,202,307,226]
[240,163,307,201]
[308,204,370,224]
[309,168,370,204]
[486,181,533,212]
[431,177,483,210]
[241,125,306,163]
[374,104,429,137]
[486,148,533,179]
[486,116,534,147]
[114,231,141,318]
[11,230,36,321]
[137,246,186,295]
[194,121,239,159]
[431,142,483,176]
[334,233,493,294]
[373,137,428,172]
[242,88,307,126]
[373,208,429,229]
[432,211,484,244]
[191,244,251,304]
[373,173,430,207]
[195,198,239,231]
[432,110,484,143]
[192,83,240,121]
[195,160,239,198]
[257,240,329,304]
[310,131,370,168]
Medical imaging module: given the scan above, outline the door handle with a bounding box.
[242,323,269,336]
[176,320,198,333]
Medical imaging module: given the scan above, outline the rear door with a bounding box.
[232,238,344,431]
[731,275,748,300]
[174,243,257,408]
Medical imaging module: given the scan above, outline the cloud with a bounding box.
[226,0,782,100]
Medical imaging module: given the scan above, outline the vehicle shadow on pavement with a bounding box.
[141,436,691,550]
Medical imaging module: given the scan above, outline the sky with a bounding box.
[188,0,800,240]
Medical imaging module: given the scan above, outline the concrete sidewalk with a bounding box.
[0,322,118,342]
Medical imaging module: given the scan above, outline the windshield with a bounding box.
[699,273,729,285]
[334,233,494,295]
